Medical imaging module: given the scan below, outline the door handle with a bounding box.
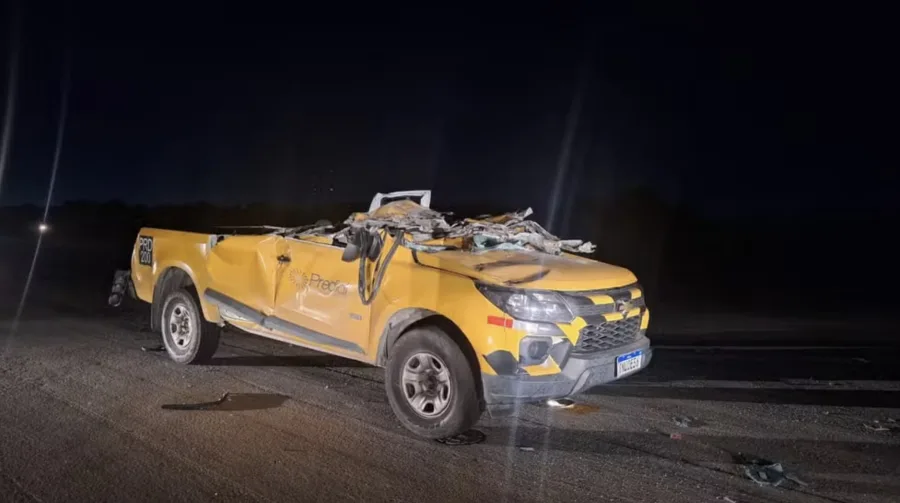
[277,255,291,264]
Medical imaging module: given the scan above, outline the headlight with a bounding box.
[476,284,574,323]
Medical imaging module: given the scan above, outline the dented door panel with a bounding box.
[206,235,287,314]
[274,239,370,354]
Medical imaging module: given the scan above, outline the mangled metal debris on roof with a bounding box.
[343,200,596,255]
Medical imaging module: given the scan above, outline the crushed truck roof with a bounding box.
[237,200,595,256]
[343,200,596,255]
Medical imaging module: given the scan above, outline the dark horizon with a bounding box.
[0,3,895,220]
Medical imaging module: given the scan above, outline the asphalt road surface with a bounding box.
[1,238,899,502]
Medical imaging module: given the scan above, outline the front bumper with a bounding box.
[481,335,652,405]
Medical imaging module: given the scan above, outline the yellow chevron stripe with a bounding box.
[521,358,561,376]
[588,294,614,305]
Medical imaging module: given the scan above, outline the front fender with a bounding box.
[369,301,509,377]
[373,307,439,365]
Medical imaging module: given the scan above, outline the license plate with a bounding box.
[616,349,643,377]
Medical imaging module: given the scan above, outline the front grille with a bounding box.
[567,284,639,298]
[568,295,645,317]
[573,316,642,354]
[562,283,644,318]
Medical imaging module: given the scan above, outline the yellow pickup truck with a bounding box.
[110,191,652,438]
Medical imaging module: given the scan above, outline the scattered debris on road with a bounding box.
[546,398,575,409]
[434,429,486,446]
[161,392,289,411]
[863,418,899,433]
[140,344,165,352]
[672,415,698,428]
[743,461,785,487]
[720,497,738,503]
[738,457,807,488]
[669,433,683,440]
[519,446,536,452]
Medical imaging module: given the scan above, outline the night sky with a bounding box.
[0,3,895,219]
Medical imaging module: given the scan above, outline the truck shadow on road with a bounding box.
[207,354,369,368]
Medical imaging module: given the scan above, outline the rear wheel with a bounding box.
[385,326,482,439]
[160,289,220,364]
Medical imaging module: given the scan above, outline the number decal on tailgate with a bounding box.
[138,236,153,266]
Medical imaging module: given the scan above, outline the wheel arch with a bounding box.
[150,266,219,332]
[376,308,484,404]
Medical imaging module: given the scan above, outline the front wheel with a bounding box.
[385,326,482,439]
[160,289,220,364]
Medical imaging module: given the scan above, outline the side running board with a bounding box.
[203,289,364,354]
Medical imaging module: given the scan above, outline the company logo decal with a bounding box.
[289,269,349,296]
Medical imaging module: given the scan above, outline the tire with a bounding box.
[159,289,220,364]
[385,326,482,439]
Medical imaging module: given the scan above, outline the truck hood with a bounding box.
[415,249,637,291]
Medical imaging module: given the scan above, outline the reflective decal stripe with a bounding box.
[487,315,513,328]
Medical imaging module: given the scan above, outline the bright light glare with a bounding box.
[38,223,48,233]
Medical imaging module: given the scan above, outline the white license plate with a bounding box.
[616,350,643,377]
